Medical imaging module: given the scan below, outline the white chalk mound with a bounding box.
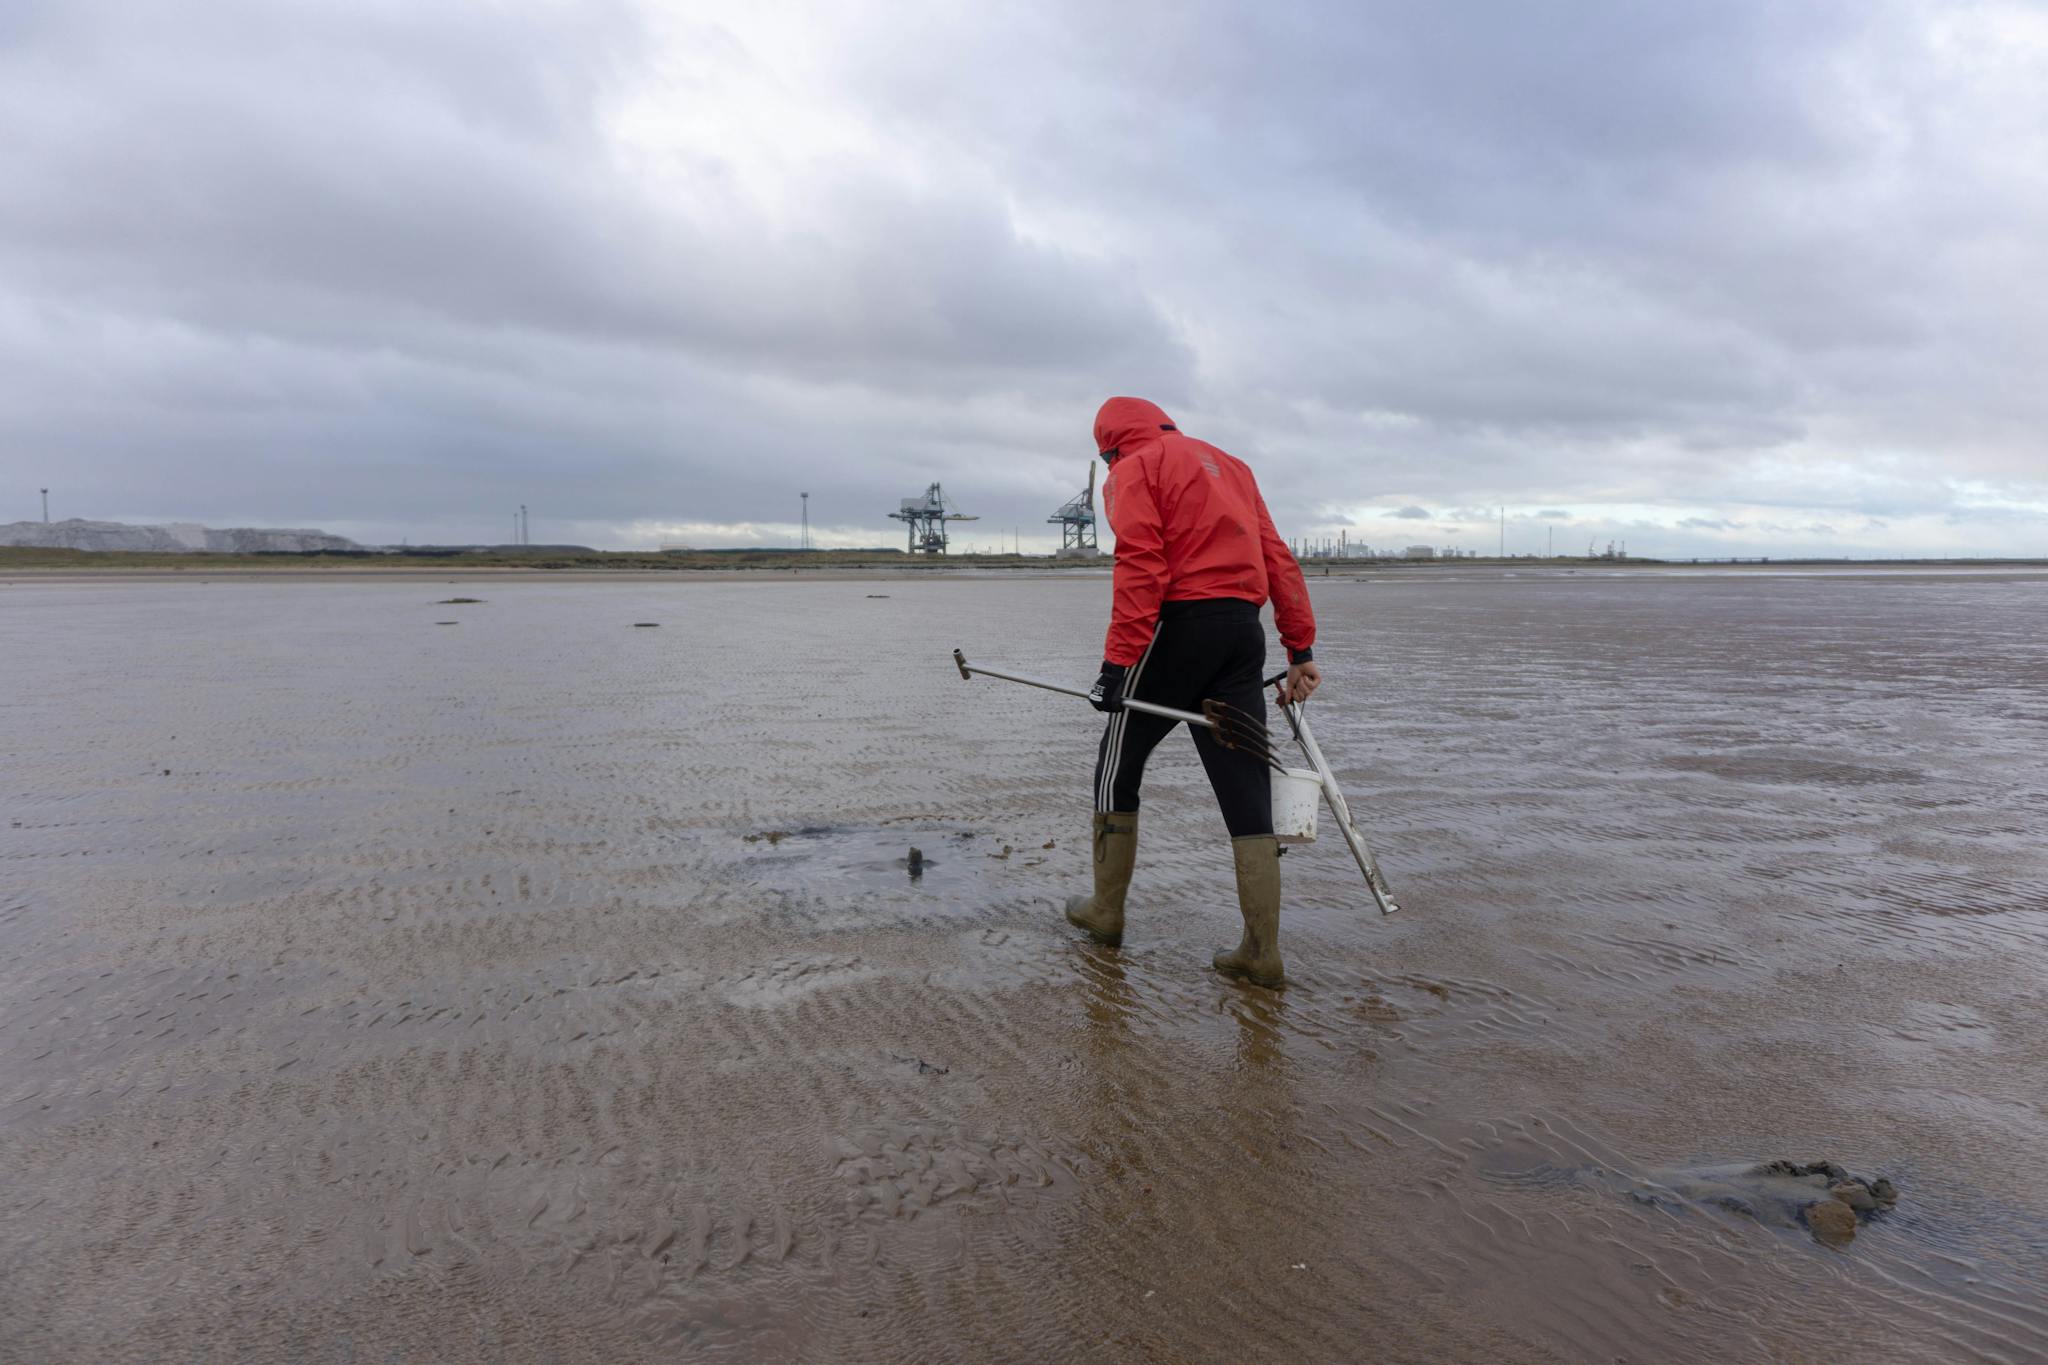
[0,519,361,553]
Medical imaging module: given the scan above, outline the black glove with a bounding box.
[1088,662,1128,713]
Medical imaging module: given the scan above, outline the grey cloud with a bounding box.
[1,3,1178,385]
[0,1,1186,539]
[1390,506,1432,520]
[1940,502,2048,527]
[834,2,2046,521]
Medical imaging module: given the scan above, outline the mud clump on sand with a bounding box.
[1640,1160,1899,1247]
[1802,1197,1859,1246]
[436,596,484,604]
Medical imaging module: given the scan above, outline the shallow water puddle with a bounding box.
[732,825,1020,897]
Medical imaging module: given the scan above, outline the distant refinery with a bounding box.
[1294,539,1631,561]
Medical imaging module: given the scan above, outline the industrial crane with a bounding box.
[888,482,978,554]
[1048,463,1099,557]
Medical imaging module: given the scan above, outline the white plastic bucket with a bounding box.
[1272,767,1321,845]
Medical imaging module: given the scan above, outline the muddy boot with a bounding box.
[1213,834,1285,987]
[1064,812,1137,946]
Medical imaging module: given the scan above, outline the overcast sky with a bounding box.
[3,0,2045,557]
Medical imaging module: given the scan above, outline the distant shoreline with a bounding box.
[3,544,2044,583]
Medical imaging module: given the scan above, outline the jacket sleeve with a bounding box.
[1103,461,1168,666]
[1255,488,1316,662]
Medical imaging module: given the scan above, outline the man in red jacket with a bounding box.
[1063,396,1320,988]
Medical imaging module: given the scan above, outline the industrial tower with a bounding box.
[1048,464,1099,557]
[888,482,978,554]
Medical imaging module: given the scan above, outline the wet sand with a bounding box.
[2,570,2044,1361]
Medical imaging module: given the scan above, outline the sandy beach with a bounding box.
[3,568,2044,1361]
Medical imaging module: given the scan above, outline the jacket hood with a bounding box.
[1094,396,1178,459]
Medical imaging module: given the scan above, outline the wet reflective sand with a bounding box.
[3,569,2044,1361]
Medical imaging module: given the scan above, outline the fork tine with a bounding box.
[1207,697,1269,727]
[1217,720,1286,772]
[1201,699,1287,772]
[1205,699,1275,741]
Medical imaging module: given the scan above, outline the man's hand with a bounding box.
[1277,661,1322,705]
[1089,662,1129,713]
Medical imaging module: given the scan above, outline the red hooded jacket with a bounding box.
[1094,396,1315,668]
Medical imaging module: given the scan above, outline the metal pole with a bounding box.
[41,488,49,523]
[1499,506,1504,557]
[953,650,1216,729]
[1278,699,1401,915]
[801,492,809,550]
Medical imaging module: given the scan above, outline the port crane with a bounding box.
[888,482,978,554]
[1048,464,1100,557]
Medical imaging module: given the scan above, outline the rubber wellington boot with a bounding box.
[1064,812,1138,946]
[1213,834,1285,987]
